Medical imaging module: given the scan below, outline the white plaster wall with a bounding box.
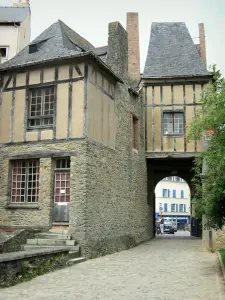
[18,13,31,52]
[155,179,191,215]
[0,25,18,62]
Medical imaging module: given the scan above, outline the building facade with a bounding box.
[0,13,214,257]
[155,176,191,226]
[0,1,30,63]
[0,18,151,257]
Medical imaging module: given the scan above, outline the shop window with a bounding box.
[11,160,40,203]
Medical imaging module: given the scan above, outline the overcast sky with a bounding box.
[1,0,225,75]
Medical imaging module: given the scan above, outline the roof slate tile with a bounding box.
[0,6,29,23]
[143,22,210,78]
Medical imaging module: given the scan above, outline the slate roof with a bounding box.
[143,22,210,78]
[0,20,121,82]
[94,46,108,63]
[0,7,29,23]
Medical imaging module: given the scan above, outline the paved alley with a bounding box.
[1,233,225,300]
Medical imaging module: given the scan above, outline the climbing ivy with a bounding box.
[188,65,225,229]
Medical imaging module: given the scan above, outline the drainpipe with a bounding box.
[14,23,20,54]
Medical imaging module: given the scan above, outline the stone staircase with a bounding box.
[21,229,85,264]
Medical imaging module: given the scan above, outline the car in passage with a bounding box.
[163,221,175,234]
[167,218,177,232]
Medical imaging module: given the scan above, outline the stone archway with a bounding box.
[146,156,202,238]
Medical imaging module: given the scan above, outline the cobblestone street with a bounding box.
[1,233,225,300]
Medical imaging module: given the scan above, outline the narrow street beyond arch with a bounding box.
[1,233,225,300]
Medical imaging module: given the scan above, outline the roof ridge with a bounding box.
[0,6,29,8]
[152,21,185,24]
[58,19,94,51]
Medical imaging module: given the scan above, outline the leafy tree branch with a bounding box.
[188,65,225,229]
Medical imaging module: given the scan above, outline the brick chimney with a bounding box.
[126,13,140,85]
[198,23,206,65]
[107,22,128,79]
[13,0,30,7]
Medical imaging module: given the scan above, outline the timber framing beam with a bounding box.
[4,76,84,92]
[4,150,78,160]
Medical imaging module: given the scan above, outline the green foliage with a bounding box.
[1,253,68,287]
[219,248,225,267]
[188,65,225,229]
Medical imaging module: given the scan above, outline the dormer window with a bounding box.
[29,44,38,54]
[29,39,49,54]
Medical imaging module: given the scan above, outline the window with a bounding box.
[163,112,184,135]
[179,204,184,212]
[171,204,176,212]
[131,114,139,150]
[164,203,168,212]
[162,189,169,197]
[184,204,186,212]
[176,204,178,212]
[181,190,184,198]
[173,190,176,198]
[11,160,40,203]
[28,87,55,129]
[55,158,70,170]
[0,47,7,58]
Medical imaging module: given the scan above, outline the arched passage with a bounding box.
[146,155,202,238]
[155,176,191,233]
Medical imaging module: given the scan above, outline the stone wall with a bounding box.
[0,229,37,253]
[84,83,151,258]
[107,22,128,79]
[215,229,225,250]
[0,140,87,235]
[0,248,69,287]
[0,83,152,258]
[202,216,225,251]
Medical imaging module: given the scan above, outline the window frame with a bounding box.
[179,204,184,212]
[0,46,8,59]
[27,86,55,130]
[131,113,140,150]
[173,189,176,198]
[163,111,184,136]
[53,158,71,204]
[181,190,184,198]
[171,203,176,212]
[10,159,40,204]
[162,189,169,198]
[164,203,168,212]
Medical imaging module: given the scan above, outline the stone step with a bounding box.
[49,229,68,234]
[35,233,71,240]
[68,257,86,265]
[68,250,81,259]
[22,244,80,252]
[26,239,75,246]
